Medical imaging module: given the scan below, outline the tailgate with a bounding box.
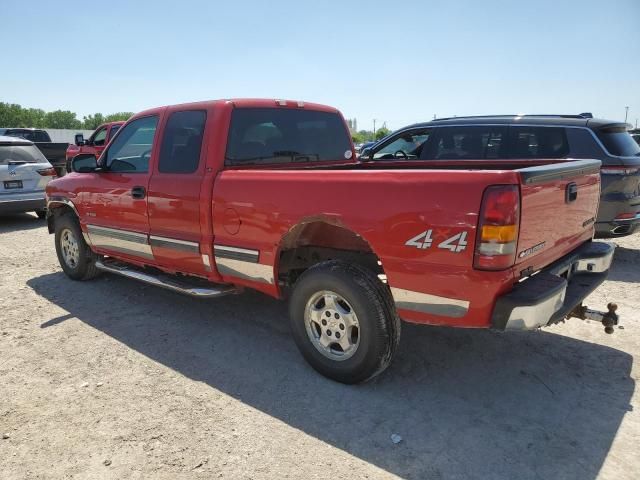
[515,159,601,273]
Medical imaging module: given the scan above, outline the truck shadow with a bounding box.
[0,213,45,233]
[28,272,634,480]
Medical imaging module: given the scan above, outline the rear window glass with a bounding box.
[509,126,569,158]
[225,108,352,165]
[0,144,46,164]
[596,128,640,157]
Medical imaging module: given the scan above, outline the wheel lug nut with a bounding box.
[322,319,327,326]
[326,330,332,336]
[334,313,340,319]
[335,332,341,339]
[325,311,331,317]
[339,324,345,330]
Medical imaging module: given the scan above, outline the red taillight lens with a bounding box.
[37,167,57,177]
[615,212,636,220]
[474,185,520,270]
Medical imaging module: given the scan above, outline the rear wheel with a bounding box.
[289,260,400,384]
[54,214,101,280]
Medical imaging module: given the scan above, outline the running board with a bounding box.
[95,259,239,298]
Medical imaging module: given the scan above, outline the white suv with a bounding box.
[0,136,57,218]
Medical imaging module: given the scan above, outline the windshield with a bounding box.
[596,128,640,157]
[225,108,352,165]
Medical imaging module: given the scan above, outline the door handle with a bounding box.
[131,186,146,199]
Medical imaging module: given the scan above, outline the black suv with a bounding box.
[360,114,640,237]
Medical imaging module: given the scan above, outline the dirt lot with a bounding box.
[0,213,638,480]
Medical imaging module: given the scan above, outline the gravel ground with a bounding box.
[1,213,638,480]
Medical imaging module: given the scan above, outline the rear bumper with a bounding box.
[491,241,614,330]
[595,215,640,237]
[0,192,46,214]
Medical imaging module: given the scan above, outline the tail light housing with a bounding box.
[36,167,57,177]
[474,185,520,270]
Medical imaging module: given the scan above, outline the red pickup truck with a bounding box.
[65,121,124,172]
[45,99,618,383]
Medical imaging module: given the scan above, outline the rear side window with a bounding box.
[158,110,206,173]
[109,125,121,140]
[225,108,352,165]
[0,143,47,164]
[596,127,640,157]
[34,131,50,142]
[424,126,507,160]
[509,126,569,158]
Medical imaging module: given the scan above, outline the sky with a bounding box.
[1,0,639,131]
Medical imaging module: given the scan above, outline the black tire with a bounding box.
[289,260,400,384]
[34,209,47,219]
[54,214,101,280]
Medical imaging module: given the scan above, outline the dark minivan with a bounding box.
[360,114,640,237]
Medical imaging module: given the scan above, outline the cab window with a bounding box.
[371,129,431,160]
[104,116,158,173]
[225,108,352,165]
[108,125,121,141]
[158,110,206,173]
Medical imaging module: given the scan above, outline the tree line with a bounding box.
[0,103,133,130]
[351,127,391,144]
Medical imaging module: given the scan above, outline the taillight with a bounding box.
[37,167,57,177]
[474,185,520,270]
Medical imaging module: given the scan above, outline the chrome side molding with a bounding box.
[95,259,239,298]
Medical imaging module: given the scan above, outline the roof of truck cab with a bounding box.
[404,115,626,130]
[132,98,340,118]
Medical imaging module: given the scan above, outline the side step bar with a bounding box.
[95,259,239,298]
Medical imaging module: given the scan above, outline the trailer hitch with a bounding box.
[568,303,619,334]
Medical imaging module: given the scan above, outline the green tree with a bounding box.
[44,110,82,129]
[375,127,391,140]
[104,112,133,123]
[82,113,105,130]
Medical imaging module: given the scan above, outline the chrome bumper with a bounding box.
[492,242,615,330]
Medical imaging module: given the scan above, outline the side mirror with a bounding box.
[360,147,372,159]
[74,133,85,146]
[71,153,98,173]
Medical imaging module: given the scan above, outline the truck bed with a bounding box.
[211,158,601,327]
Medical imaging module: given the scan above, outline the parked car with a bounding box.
[65,121,124,173]
[46,99,616,383]
[0,128,68,177]
[0,136,57,218]
[360,114,640,237]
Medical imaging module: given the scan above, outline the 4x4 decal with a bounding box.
[405,229,468,253]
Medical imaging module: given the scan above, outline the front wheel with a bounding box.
[54,214,101,280]
[289,261,400,384]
